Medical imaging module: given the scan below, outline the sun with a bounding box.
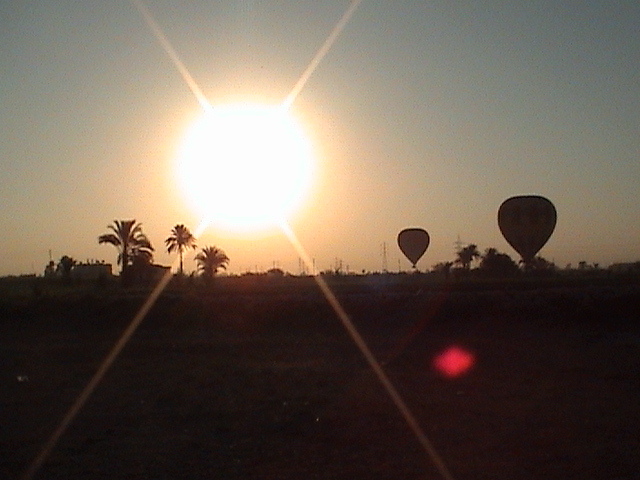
[177,103,315,232]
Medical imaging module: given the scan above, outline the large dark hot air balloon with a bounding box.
[498,195,556,265]
[397,228,430,268]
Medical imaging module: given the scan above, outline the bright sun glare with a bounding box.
[177,103,315,232]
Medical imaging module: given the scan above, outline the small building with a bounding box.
[72,262,113,281]
[130,263,171,286]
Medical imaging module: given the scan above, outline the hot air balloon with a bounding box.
[397,228,430,268]
[498,195,556,265]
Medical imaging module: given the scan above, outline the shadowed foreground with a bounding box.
[2,281,639,479]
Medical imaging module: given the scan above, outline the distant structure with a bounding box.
[298,257,308,276]
[72,261,112,281]
[381,242,388,272]
[132,264,170,285]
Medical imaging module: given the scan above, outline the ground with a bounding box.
[2,276,639,479]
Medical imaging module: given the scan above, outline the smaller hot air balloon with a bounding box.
[398,228,430,268]
[498,195,556,265]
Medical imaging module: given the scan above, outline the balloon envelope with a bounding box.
[498,195,556,263]
[397,228,430,267]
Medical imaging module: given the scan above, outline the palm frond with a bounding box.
[98,233,121,246]
[99,219,154,273]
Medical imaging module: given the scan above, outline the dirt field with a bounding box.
[2,278,640,479]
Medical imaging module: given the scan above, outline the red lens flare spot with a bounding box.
[433,346,475,378]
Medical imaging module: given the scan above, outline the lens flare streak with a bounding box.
[283,0,363,110]
[131,0,212,111]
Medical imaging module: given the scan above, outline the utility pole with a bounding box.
[381,242,388,272]
[298,257,307,275]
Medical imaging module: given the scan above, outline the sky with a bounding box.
[1,0,639,277]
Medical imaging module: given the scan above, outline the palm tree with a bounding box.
[165,224,197,276]
[195,246,229,281]
[98,220,154,282]
[455,244,481,271]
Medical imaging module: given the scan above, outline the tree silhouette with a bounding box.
[478,248,519,277]
[527,256,556,273]
[165,224,197,276]
[44,261,56,278]
[195,246,229,281]
[455,244,481,270]
[57,255,76,283]
[431,261,453,278]
[98,220,154,283]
